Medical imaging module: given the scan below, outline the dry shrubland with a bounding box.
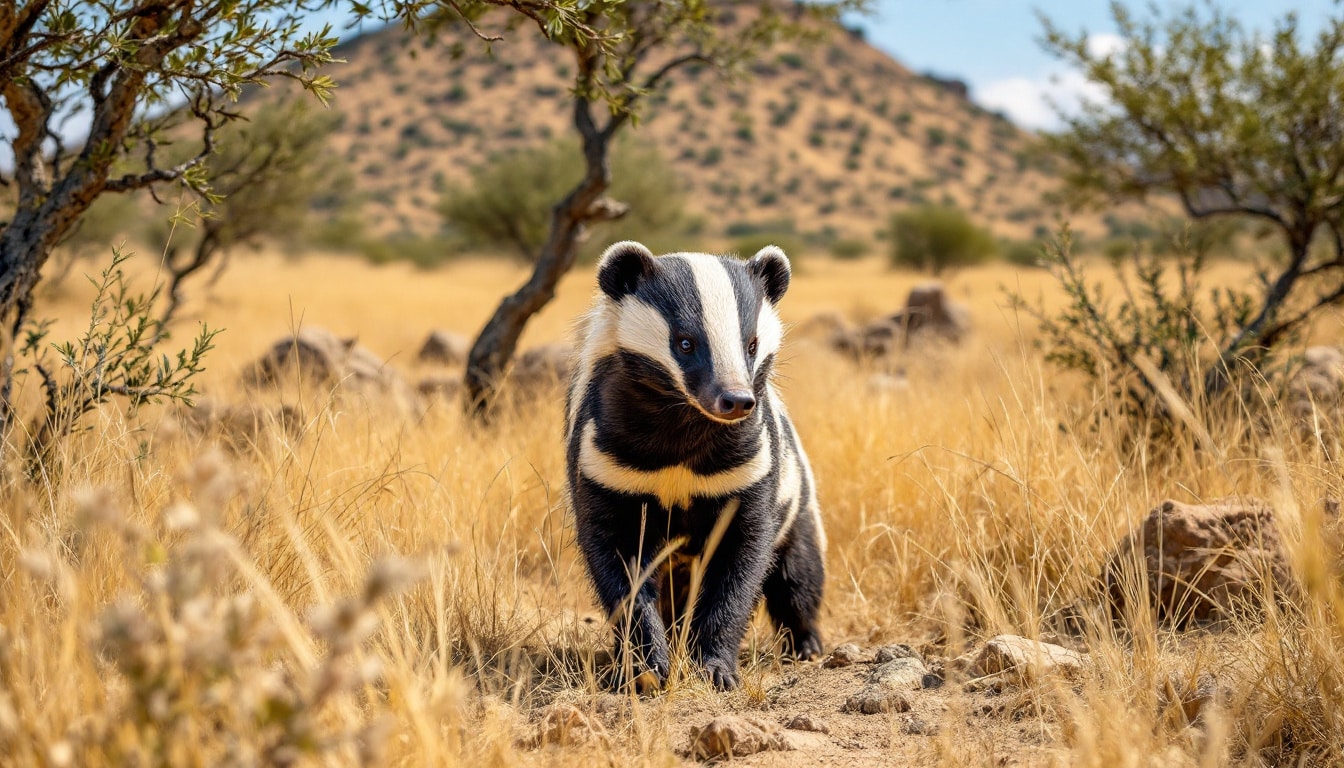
[2,253,1343,766]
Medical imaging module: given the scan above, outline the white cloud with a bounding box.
[974,33,1120,131]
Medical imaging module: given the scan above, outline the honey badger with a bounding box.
[565,240,826,691]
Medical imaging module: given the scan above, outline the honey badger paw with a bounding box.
[790,631,824,662]
[700,657,741,691]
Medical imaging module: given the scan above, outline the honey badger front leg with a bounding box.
[687,494,777,690]
[572,482,672,690]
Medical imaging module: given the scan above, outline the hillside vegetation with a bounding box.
[286,16,1101,245]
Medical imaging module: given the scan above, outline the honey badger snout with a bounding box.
[712,388,755,420]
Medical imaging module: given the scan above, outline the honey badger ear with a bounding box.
[598,241,656,301]
[747,245,791,304]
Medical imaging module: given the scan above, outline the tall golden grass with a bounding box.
[2,251,1342,766]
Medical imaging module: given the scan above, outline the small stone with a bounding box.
[689,715,792,759]
[920,673,944,690]
[874,644,921,663]
[843,686,911,715]
[971,635,1089,683]
[528,705,609,748]
[867,657,928,689]
[784,714,831,734]
[416,330,470,366]
[901,715,935,736]
[823,643,864,668]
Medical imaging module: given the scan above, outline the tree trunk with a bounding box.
[0,201,97,445]
[462,49,627,416]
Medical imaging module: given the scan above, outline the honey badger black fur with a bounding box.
[564,241,826,691]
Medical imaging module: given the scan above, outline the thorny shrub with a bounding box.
[1007,225,1286,446]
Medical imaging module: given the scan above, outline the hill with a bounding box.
[281,15,1100,248]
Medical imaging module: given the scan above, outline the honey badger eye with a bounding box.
[676,335,695,354]
[747,336,759,356]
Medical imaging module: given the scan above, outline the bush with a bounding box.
[439,137,686,262]
[731,232,807,264]
[828,237,870,260]
[1001,239,1044,268]
[887,205,996,274]
[1007,225,1265,444]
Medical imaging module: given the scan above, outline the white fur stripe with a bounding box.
[772,396,801,546]
[683,255,751,389]
[566,303,618,439]
[615,297,693,393]
[755,302,783,374]
[577,420,773,509]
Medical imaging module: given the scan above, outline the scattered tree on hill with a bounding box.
[440,138,686,262]
[1042,2,1344,397]
[888,205,996,275]
[406,0,865,414]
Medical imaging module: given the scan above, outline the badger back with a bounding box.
[567,241,792,435]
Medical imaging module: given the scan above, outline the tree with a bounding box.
[0,0,621,453]
[888,205,996,275]
[0,1,339,442]
[435,0,862,413]
[157,98,353,327]
[1043,2,1344,387]
[440,137,687,262]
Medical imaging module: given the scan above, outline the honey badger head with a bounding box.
[595,240,790,424]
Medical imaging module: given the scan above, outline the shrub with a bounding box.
[887,205,996,274]
[1007,225,1267,444]
[730,232,807,263]
[440,137,687,262]
[1001,239,1044,268]
[828,237,870,260]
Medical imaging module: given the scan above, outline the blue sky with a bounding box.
[857,0,1337,128]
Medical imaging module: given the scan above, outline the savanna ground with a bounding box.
[3,250,1343,766]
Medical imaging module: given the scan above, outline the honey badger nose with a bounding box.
[714,389,756,420]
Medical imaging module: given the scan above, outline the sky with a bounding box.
[857,0,1338,129]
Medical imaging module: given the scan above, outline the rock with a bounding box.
[243,327,418,411]
[843,687,911,715]
[1288,345,1344,431]
[823,643,864,668]
[832,317,902,360]
[1104,498,1293,625]
[830,282,969,361]
[417,374,462,401]
[896,282,970,344]
[920,673,944,690]
[417,330,470,366]
[689,715,792,759]
[874,644,921,663]
[790,311,850,343]
[528,704,609,748]
[901,715,935,736]
[968,635,1088,683]
[510,344,572,390]
[867,657,928,689]
[167,399,302,449]
[784,714,830,734]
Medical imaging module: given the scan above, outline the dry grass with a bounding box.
[3,251,1343,766]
